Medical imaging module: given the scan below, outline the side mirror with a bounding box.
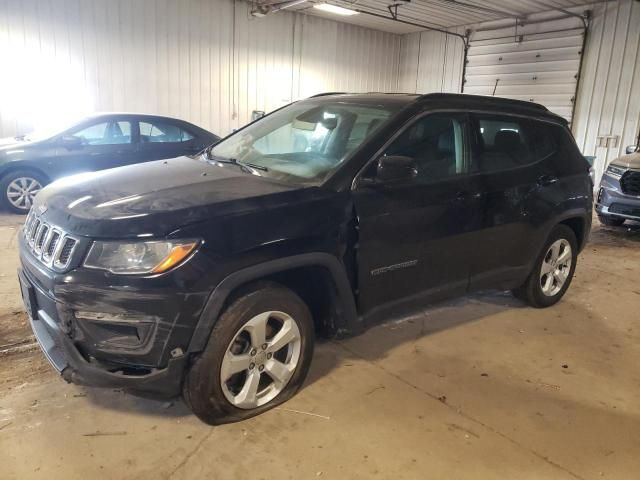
[376,155,418,183]
[626,145,639,155]
[59,135,83,149]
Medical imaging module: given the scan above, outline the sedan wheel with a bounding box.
[6,177,42,211]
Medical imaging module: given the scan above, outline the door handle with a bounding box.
[537,175,559,186]
[455,191,482,202]
[455,191,468,201]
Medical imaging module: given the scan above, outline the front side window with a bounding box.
[70,121,132,145]
[210,101,398,184]
[380,114,466,183]
[139,121,194,143]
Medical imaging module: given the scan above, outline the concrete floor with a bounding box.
[1,212,640,479]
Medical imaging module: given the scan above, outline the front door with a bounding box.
[54,119,137,178]
[352,112,484,315]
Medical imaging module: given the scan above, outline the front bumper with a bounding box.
[18,232,212,398]
[596,174,640,221]
[19,267,189,397]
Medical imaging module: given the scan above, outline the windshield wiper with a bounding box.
[207,153,269,172]
[240,161,268,172]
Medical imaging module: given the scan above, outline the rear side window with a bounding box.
[470,115,531,172]
[470,114,558,173]
[139,121,194,143]
[528,121,559,159]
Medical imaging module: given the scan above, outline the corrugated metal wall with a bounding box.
[572,0,640,184]
[0,0,401,138]
[398,28,465,94]
[294,14,400,99]
[1,0,637,180]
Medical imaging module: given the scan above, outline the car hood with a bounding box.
[34,156,313,238]
[0,137,30,149]
[611,152,640,170]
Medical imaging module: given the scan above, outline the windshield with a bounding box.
[14,118,88,142]
[209,101,399,184]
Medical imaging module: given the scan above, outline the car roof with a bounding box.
[85,112,191,122]
[305,92,566,124]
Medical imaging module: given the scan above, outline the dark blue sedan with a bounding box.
[0,113,220,213]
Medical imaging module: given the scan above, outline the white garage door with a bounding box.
[464,14,587,126]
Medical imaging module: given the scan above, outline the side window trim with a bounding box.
[351,109,471,189]
[131,119,141,144]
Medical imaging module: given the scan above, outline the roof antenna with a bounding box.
[492,78,500,96]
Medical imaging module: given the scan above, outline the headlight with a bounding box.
[605,164,627,179]
[84,239,200,275]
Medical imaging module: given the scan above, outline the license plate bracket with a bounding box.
[19,274,39,320]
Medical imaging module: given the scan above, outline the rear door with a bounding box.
[467,113,561,289]
[352,112,485,314]
[137,119,202,162]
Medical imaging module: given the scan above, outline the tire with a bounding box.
[598,214,625,227]
[512,224,578,308]
[183,282,315,425]
[0,170,47,214]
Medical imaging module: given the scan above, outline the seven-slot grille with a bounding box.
[23,211,79,269]
[620,170,640,196]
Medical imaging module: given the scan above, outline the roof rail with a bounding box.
[417,93,548,112]
[308,92,346,98]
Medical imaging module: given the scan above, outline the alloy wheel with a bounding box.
[6,177,42,211]
[220,311,302,409]
[540,239,572,297]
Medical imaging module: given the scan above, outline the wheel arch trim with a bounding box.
[187,253,360,353]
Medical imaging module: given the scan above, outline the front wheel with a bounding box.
[512,225,577,308]
[0,170,47,214]
[183,283,314,425]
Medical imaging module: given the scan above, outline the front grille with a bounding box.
[45,231,61,258]
[22,210,79,270]
[58,238,77,265]
[620,170,640,196]
[609,203,640,218]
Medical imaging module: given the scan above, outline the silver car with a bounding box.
[596,144,640,226]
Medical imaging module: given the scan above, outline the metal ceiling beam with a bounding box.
[353,8,469,43]
[532,0,591,28]
[426,0,524,20]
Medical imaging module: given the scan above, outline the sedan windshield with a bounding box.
[19,118,88,142]
[209,101,400,184]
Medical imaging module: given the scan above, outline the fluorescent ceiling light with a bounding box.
[313,3,359,15]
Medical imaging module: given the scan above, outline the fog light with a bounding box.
[74,311,156,349]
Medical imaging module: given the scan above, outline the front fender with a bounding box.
[186,252,359,353]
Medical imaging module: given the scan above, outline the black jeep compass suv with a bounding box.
[18,93,592,424]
